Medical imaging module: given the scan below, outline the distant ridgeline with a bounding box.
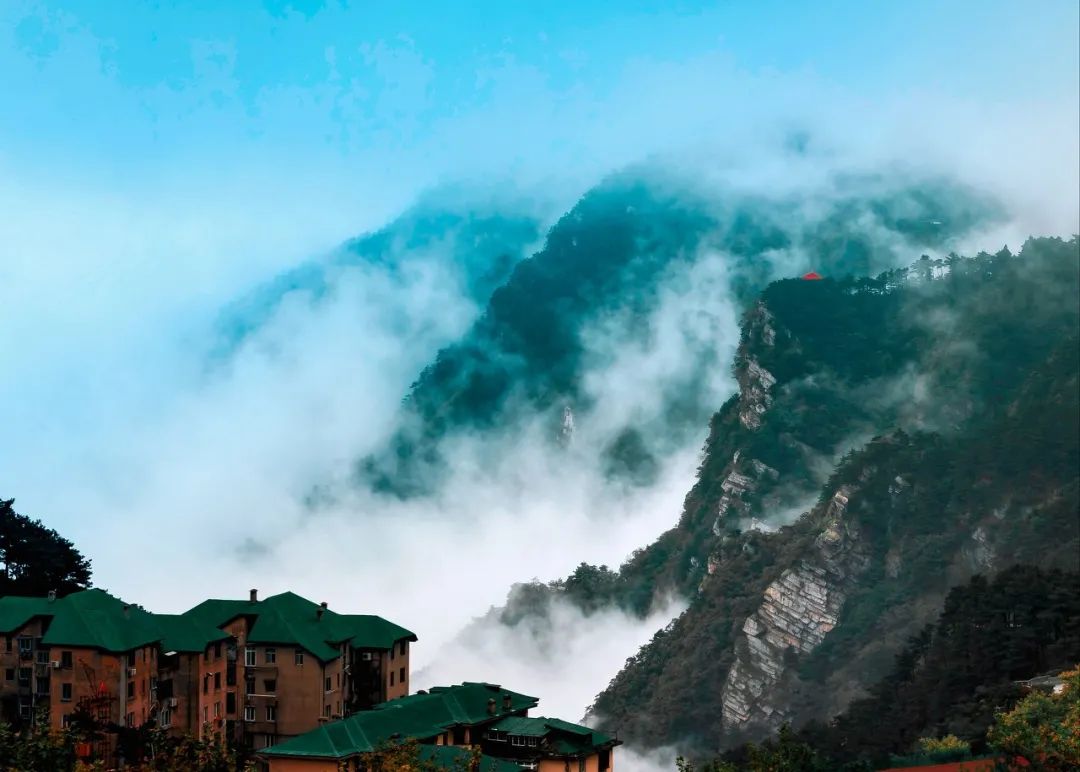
[211,196,545,359]
[496,237,1079,750]
[358,170,998,497]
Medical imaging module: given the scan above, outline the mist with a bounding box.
[2,3,1078,767]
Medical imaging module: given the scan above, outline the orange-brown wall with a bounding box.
[47,643,158,732]
[0,620,51,724]
[538,752,610,772]
[158,652,201,736]
[384,640,410,700]
[265,757,342,772]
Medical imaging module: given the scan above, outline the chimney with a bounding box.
[47,590,56,603]
[122,604,130,618]
[249,588,258,603]
[317,601,328,619]
[487,698,496,716]
[503,693,512,711]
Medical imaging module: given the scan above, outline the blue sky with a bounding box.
[4,0,1077,194]
[0,0,1077,636]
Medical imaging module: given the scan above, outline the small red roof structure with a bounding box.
[802,271,823,280]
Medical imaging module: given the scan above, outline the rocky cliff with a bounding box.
[720,484,871,732]
[583,236,1080,750]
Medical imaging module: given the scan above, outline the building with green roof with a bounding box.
[0,587,229,753]
[0,586,419,765]
[257,682,620,772]
[179,589,418,753]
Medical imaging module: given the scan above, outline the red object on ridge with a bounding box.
[802,271,823,280]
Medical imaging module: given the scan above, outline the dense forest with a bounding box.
[356,171,998,497]
[484,237,1080,751]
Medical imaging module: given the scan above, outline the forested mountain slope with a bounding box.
[497,237,1078,750]
[360,171,998,496]
[213,196,546,357]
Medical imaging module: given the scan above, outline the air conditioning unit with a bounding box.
[167,697,179,708]
[360,652,373,661]
[127,668,137,678]
[50,661,62,669]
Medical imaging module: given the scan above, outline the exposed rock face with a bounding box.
[736,303,779,431]
[962,525,997,571]
[720,486,871,733]
[710,456,781,538]
[559,405,576,445]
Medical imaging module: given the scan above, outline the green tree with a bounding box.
[0,498,92,596]
[988,667,1080,771]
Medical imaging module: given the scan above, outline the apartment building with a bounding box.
[257,682,620,772]
[0,587,226,756]
[183,589,417,751]
[0,587,416,763]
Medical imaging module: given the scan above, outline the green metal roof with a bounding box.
[182,591,416,662]
[488,716,549,737]
[260,683,538,759]
[154,614,231,654]
[0,590,240,655]
[419,745,523,772]
[0,596,55,634]
[490,716,618,757]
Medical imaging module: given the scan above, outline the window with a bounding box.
[18,668,30,687]
[264,679,276,693]
[36,677,48,695]
[214,642,221,659]
[62,683,72,701]
[36,648,49,665]
[264,647,276,664]
[399,667,405,683]
[511,736,526,747]
[390,645,395,661]
[61,651,72,669]
[62,713,72,728]
[4,637,10,652]
[294,649,304,666]
[214,702,221,718]
[244,647,256,667]
[159,708,172,728]
[266,705,276,722]
[126,712,134,728]
[17,637,32,656]
[203,706,208,724]
[4,669,13,682]
[214,672,221,690]
[127,681,134,699]
[398,641,407,657]
[141,679,146,695]
[244,706,255,722]
[336,672,340,688]
[325,677,332,692]
[336,701,341,716]
[389,671,394,687]
[226,692,236,713]
[528,737,538,747]
[324,705,331,718]
[203,675,209,694]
